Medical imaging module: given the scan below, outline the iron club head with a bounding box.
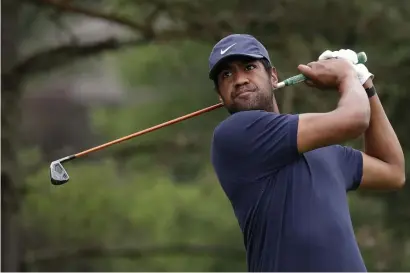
[50,160,70,185]
[49,155,75,185]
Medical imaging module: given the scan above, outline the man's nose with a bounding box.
[234,71,250,87]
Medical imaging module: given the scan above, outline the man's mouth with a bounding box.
[236,91,252,98]
[234,89,255,99]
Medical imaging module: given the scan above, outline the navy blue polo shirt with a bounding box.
[211,110,366,272]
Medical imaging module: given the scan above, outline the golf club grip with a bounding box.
[283,51,367,87]
[74,103,224,158]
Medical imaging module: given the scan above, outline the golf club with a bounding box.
[50,52,367,185]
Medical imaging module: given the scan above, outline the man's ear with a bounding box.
[270,67,278,86]
[218,95,224,104]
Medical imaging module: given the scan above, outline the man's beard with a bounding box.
[225,88,274,114]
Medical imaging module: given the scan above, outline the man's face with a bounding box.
[215,57,278,114]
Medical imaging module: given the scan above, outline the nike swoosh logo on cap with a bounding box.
[220,43,236,54]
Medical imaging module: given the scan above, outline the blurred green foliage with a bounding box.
[23,160,246,271]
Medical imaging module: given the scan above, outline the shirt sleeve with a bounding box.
[212,110,300,176]
[333,145,364,191]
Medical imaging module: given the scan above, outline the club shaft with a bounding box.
[74,103,224,157]
[59,155,76,163]
[73,77,296,158]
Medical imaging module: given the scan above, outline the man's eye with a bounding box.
[222,71,232,78]
[246,64,256,71]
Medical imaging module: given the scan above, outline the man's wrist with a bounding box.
[336,69,358,88]
[365,86,376,98]
[362,78,376,98]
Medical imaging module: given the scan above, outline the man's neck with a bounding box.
[272,95,280,113]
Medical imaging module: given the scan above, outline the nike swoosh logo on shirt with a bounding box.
[220,43,237,54]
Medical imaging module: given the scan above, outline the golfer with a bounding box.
[209,34,405,271]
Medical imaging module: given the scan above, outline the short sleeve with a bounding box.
[333,145,364,191]
[211,110,300,176]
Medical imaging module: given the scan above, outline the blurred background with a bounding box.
[2,0,410,271]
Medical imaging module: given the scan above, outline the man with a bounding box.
[209,34,405,271]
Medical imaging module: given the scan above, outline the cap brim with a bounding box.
[209,53,264,79]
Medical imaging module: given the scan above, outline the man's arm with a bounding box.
[296,59,370,154]
[359,80,406,190]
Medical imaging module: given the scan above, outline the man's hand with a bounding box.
[297,58,357,90]
[318,49,374,85]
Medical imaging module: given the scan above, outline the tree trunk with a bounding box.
[1,0,25,271]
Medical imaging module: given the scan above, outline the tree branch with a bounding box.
[3,37,151,79]
[28,0,150,35]
[24,244,245,265]
[47,9,79,45]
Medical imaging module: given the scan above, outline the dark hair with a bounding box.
[212,58,273,92]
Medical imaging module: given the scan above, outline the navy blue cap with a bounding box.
[208,34,272,79]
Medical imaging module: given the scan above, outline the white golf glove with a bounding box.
[318,49,374,85]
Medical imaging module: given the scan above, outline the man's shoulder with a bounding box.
[214,110,278,133]
[213,111,256,136]
[211,111,264,152]
[211,110,300,158]
[216,110,268,125]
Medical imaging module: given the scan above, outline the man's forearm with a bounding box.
[335,73,371,135]
[363,83,405,174]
